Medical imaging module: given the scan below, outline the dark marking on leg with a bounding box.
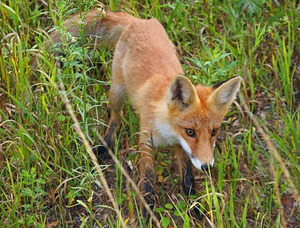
[93,145,109,162]
[143,170,155,222]
[181,160,206,221]
[176,148,206,221]
[94,122,116,162]
[182,160,195,196]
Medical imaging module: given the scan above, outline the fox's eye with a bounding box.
[211,128,218,137]
[185,128,195,137]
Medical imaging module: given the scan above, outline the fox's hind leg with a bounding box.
[95,72,126,161]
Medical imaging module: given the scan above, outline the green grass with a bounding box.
[1,0,299,227]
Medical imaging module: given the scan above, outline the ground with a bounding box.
[0,0,299,227]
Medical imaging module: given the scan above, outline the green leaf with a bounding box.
[57,114,66,122]
[161,216,170,228]
[154,207,165,213]
[165,203,173,210]
[183,213,190,228]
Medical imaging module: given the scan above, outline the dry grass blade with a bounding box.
[55,76,127,228]
[95,132,162,228]
[56,76,161,227]
[238,92,300,227]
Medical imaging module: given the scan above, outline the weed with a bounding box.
[0,0,299,227]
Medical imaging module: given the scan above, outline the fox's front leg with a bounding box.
[176,146,205,220]
[175,146,195,196]
[138,132,156,220]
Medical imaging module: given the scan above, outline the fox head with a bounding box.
[165,75,242,171]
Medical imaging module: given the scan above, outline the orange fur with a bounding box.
[48,5,242,212]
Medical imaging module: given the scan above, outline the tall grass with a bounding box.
[0,0,299,227]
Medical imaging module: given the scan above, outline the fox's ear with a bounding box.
[167,75,198,110]
[209,77,242,113]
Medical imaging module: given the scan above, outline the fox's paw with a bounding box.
[189,203,206,221]
[93,145,109,162]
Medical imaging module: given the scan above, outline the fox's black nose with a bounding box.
[201,164,212,171]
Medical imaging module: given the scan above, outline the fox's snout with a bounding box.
[189,154,214,171]
[178,135,215,171]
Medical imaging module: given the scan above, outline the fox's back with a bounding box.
[114,18,183,89]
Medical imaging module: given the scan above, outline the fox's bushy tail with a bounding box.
[50,5,135,47]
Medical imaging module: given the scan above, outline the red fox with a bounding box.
[49,5,242,218]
